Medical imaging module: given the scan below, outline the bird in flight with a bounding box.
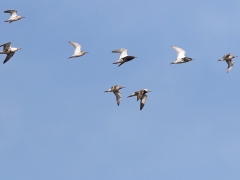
[104,85,125,106]
[68,41,88,59]
[170,46,193,64]
[0,42,21,64]
[4,10,25,23]
[112,48,137,67]
[218,53,237,73]
[127,89,152,110]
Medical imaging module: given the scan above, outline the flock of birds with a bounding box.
[1,9,238,110]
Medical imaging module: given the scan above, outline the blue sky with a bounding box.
[1,0,240,179]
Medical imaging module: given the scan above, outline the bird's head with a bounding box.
[144,89,152,93]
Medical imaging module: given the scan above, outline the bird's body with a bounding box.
[170,46,193,64]
[127,89,151,110]
[104,85,125,106]
[68,41,88,58]
[218,53,237,73]
[0,42,20,64]
[4,10,24,23]
[112,48,137,67]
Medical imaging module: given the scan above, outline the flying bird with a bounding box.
[4,10,25,23]
[104,85,125,106]
[127,89,151,110]
[0,42,20,64]
[218,53,237,73]
[170,46,193,64]
[112,48,137,67]
[68,41,88,59]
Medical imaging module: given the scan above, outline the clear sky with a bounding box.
[1,0,240,179]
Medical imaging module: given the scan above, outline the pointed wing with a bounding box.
[113,91,121,106]
[4,10,17,17]
[226,60,234,73]
[0,42,11,50]
[127,92,137,98]
[3,52,15,64]
[140,94,147,110]
[69,41,81,53]
[171,46,185,59]
[112,48,128,59]
[118,62,125,67]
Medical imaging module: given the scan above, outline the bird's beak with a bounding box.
[148,90,152,92]
[122,87,125,88]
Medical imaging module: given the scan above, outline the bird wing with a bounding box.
[140,94,147,110]
[226,60,234,73]
[112,48,128,59]
[113,91,121,106]
[69,41,81,53]
[3,52,15,64]
[0,42,11,50]
[4,10,17,17]
[171,46,185,59]
[127,92,137,98]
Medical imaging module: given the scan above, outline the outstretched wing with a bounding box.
[140,94,147,110]
[112,48,128,59]
[113,91,121,106]
[171,46,186,59]
[4,10,17,17]
[3,52,15,64]
[69,41,81,53]
[0,42,11,50]
[226,60,234,73]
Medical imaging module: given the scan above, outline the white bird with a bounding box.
[112,48,137,67]
[104,85,125,106]
[0,42,20,64]
[4,10,25,23]
[68,41,88,59]
[218,53,237,73]
[170,46,193,64]
[127,89,151,110]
